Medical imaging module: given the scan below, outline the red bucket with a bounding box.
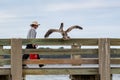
[29,54,38,59]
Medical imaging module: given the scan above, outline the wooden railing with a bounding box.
[0,38,120,80]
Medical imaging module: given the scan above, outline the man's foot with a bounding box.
[23,64,28,68]
[39,64,44,67]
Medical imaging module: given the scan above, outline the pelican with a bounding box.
[44,23,83,40]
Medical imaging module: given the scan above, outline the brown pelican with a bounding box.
[44,23,83,40]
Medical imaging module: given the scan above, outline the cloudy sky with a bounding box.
[0,0,120,38]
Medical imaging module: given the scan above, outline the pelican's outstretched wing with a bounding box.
[44,29,61,38]
[66,25,83,33]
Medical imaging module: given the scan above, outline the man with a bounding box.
[27,21,39,39]
[23,21,44,67]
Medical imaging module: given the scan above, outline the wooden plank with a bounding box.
[23,49,98,55]
[0,67,120,75]
[0,47,120,55]
[111,49,120,54]
[0,68,10,75]
[111,58,120,64]
[0,47,10,66]
[0,39,11,46]
[23,58,120,64]
[0,59,10,65]
[82,58,120,64]
[1,48,120,55]
[1,38,120,46]
[110,38,120,46]
[1,58,120,66]
[22,38,98,46]
[23,68,120,75]
[23,58,98,65]
[82,58,98,64]
[99,38,111,80]
[0,49,10,55]
[23,68,98,75]
[1,47,120,55]
[23,59,82,64]
[111,68,120,74]
[11,39,22,80]
[0,45,3,66]
[0,67,120,76]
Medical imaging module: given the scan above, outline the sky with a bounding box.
[0,0,120,38]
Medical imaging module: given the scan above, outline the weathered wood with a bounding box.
[0,67,120,75]
[23,68,120,75]
[22,58,120,65]
[70,43,80,80]
[23,59,82,64]
[0,39,11,46]
[23,68,98,75]
[0,38,119,46]
[81,58,98,64]
[22,38,98,46]
[23,58,98,65]
[0,38,120,46]
[11,39,22,80]
[0,59,10,65]
[71,43,81,63]
[1,38,120,80]
[23,48,98,55]
[71,43,99,80]
[111,58,120,64]
[1,48,120,55]
[111,67,120,74]
[110,49,120,54]
[110,38,120,46]
[0,45,4,66]
[99,38,111,80]
[0,49,10,54]
[1,67,120,75]
[0,68,10,75]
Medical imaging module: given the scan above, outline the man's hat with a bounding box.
[30,21,40,26]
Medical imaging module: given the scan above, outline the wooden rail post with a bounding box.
[70,43,100,80]
[11,39,22,80]
[70,43,81,80]
[71,43,81,60]
[99,38,111,80]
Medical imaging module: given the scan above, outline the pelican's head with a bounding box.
[59,23,64,31]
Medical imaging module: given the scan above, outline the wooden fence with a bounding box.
[0,38,120,80]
